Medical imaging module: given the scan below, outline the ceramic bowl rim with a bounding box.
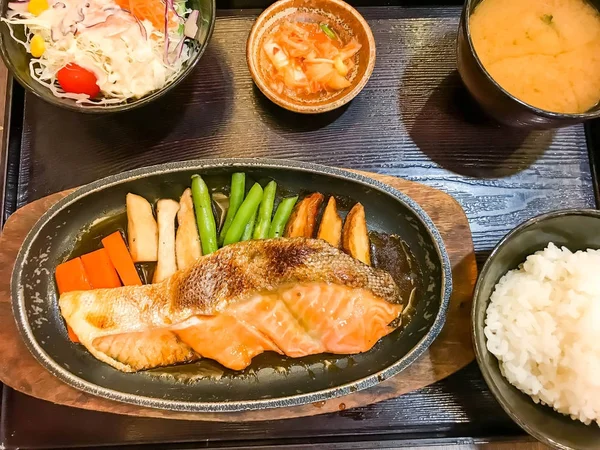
[12,158,452,413]
[472,208,600,450]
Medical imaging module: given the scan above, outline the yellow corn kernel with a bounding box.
[27,0,49,16]
[30,34,45,57]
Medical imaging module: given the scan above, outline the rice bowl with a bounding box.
[485,242,600,427]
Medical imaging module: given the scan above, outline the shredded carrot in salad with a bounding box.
[114,0,177,30]
[262,21,362,96]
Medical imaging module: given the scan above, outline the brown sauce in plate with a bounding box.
[370,232,422,325]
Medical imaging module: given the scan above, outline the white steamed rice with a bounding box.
[485,242,600,426]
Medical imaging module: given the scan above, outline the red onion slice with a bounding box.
[103,8,147,40]
[135,19,147,39]
[170,35,185,63]
[163,0,170,63]
[50,26,60,40]
[128,13,147,40]
[183,9,198,39]
[169,4,182,20]
[75,6,85,23]
[83,17,111,28]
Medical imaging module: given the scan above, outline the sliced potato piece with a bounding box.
[126,193,158,263]
[342,203,371,265]
[176,188,202,271]
[317,197,342,248]
[153,199,179,283]
[284,193,324,238]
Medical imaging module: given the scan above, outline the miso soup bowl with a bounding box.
[457,0,600,129]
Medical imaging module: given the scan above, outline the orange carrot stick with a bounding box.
[101,231,143,286]
[81,249,122,289]
[55,257,91,294]
[67,326,80,343]
[55,257,91,343]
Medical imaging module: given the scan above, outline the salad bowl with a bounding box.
[0,0,215,113]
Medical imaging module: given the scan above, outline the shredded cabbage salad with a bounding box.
[2,0,199,106]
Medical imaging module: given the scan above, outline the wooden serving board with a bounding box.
[0,170,477,422]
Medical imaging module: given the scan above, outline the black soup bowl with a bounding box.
[457,0,600,129]
[0,0,215,113]
[473,209,600,449]
[12,159,452,413]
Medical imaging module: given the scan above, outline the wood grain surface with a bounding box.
[2,4,595,449]
[0,170,477,422]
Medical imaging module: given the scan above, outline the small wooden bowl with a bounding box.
[246,0,376,114]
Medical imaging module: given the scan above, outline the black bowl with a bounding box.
[472,209,600,449]
[0,0,215,113]
[12,159,452,412]
[457,0,600,129]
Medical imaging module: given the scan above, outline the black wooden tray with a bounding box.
[1,2,599,449]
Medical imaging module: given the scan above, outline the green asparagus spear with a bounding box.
[253,180,277,239]
[191,175,218,255]
[223,183,263,246]
[241,208,258,241]
[268,196,298,238]
[218,173,245,246]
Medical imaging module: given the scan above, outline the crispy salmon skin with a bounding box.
[59,238,403,372]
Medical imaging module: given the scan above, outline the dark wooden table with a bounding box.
[0,3,597,449]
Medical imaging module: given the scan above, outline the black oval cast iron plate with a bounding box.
[11,159,452,413]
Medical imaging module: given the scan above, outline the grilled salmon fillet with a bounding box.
[59,238,403,372]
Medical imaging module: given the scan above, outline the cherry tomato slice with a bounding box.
[57,63,100,98]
